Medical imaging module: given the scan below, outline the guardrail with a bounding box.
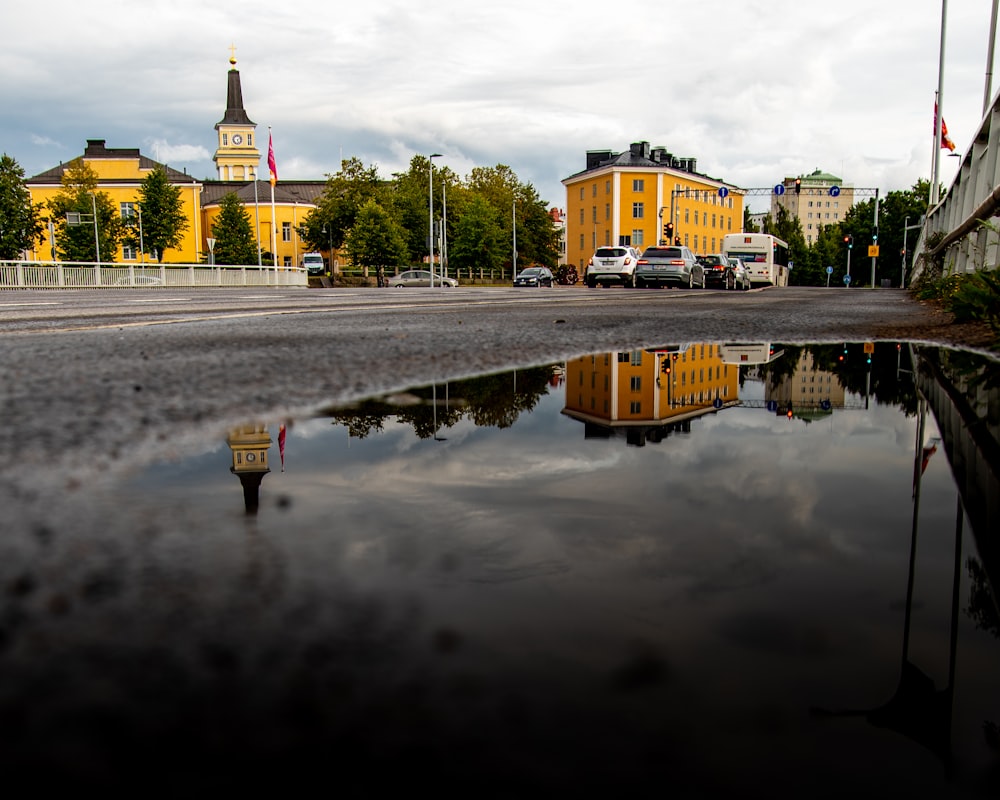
[914,91,1000,277]
[0,262,308,289]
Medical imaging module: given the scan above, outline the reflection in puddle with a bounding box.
[4,343,1000,794]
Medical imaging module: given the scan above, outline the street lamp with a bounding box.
[428,153,442,288]
[90,192,100,265]
[250,167,263,267]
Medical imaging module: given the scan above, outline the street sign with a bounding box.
[774,184,785,196]
[766,400,778,413]
[829,186,841,197]
[843,274,852,285]
[868,245,880,257]
[863,342,875,354]
[713,398,723,409]
[826,266,834,274]
[718,187,729,199]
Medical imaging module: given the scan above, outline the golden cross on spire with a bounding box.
[229,43,237,66]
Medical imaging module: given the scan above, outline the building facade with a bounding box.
[562,142,745,268]
[25,57,326,268]
[770,169,854,246]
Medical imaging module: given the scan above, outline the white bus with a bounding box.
[722,233,790,287]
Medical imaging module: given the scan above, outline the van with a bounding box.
[301,253,325,275]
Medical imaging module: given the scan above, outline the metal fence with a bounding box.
[914,91,1000,278]
[0,262,308,289]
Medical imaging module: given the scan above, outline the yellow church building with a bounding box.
[24,57,326,268]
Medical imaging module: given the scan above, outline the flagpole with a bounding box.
[268,126,278,269]
[931,0,948,206]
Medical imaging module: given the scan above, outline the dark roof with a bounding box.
[216,68,256,127]
[26,139,200,185]
[201,180,327,207]
[564,141,719,184]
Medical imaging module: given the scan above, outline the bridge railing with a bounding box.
[0,261,308,289]
[914,91,1000,279]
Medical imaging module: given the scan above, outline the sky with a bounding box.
[2,0,995,213]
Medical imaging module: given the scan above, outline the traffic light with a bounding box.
[665,222,674,239]
[794,178,801,194]
[661,359,671,375]
[663,224,669,238]
[674,236,682,246]
[843,234,853,249]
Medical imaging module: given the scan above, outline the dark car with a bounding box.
[697,254,736,289]
[513,266,554,287]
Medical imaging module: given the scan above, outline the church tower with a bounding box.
[213,50,261,182]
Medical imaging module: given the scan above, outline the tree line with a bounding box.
[0,152,561,273]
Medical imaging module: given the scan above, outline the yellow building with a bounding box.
[562,344,740,441]
[562,141,745,269]
[24,57,326,268]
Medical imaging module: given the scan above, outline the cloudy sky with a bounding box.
[2,0,994,211]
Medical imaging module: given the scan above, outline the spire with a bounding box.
[216,50,255,127]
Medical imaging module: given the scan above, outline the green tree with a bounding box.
[449,194,503,274]
[342,199,409,282]
[211,192,258,265]
[0,154,46,260]
[300,158,384,253]
[46,159,121,263]
[125,166,189,262]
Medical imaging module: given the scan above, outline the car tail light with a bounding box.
[637,259,648,265]
[670,260,685,265]
[624,257,632,265]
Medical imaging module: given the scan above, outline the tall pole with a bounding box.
[870,188,879,289]
[428,153,441,288]
[251,168,262,267]
[268,127,277,268]
[90,192,100,265]
[931,1,948,206]
[137,206,145,264]
[986,0,999,115]
[442,182,448,282]
[512,199,517,278]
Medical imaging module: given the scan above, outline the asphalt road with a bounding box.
[0,284,988,492]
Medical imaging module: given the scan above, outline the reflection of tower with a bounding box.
[227,424,271,514]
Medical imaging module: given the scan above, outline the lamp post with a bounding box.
[428,153,442,288]
[137,206,145,264]
[250,167,263,267]
[90,192,100,265]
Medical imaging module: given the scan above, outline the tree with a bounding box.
[211,192,258,265]
[448,195,504,274]
[300,158,384,253]
[342,199,408,282]
[126,166,188,262]
[0,154,46,260]
[46,159,121,262]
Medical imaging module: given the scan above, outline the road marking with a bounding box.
[127,298,193,303]
[0,302,61,307]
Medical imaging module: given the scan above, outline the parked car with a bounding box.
[301,252,326,276]
[634,245,704,289]
[697,254,736,289]
[513,266,554,287]
[390,270,458,288]
[585,246,641,288]
[728,257,751,290]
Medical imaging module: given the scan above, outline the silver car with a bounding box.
[390,270,458,288]
[728,258,751,290]
[634,246,704,289]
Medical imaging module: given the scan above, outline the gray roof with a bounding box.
[26,139,200,185]
[201,180,327,207]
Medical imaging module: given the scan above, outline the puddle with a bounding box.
[4,342,1000,794]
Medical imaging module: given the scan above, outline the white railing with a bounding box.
[0,261,308,289]
[914,90,1000,277]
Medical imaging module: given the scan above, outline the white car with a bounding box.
[390,270,458,288]
[585,246,641,288]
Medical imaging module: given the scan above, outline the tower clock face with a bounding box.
[231,133,243,145]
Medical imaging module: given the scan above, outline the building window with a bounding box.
[632,229,644,246]
[579,208,584,224]
[120,202,136,219]
[283,256,292,267]
[122,244,135,260]
[222,133,228,146]
[282,222,292,242]
[684,208,690,224]
[630,376,642,392]
[606,180,611,194]
[592,206,597,223]
[592,184,597,197]
[630,401,642,414]
[633,179,644,192]
[605,204,610,221]
[580,234,585,250]
[712,214,717,228]
[579,187,584,200]
[633,203,644,219]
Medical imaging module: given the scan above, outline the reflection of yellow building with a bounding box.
[25,57,325,268]
[562,141,745,269]
[563,344,739,439]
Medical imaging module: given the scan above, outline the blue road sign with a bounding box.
[718,187,729,199]
[829,186,841,197]
[826,266,834,274]
[766,400,779,413]
[713,397,723,409]
[774,184,785,196]
[843,274,852,285]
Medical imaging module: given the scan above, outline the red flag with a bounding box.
[934,104,956,152]
[278,424,286,471]
[267,131,278,186]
